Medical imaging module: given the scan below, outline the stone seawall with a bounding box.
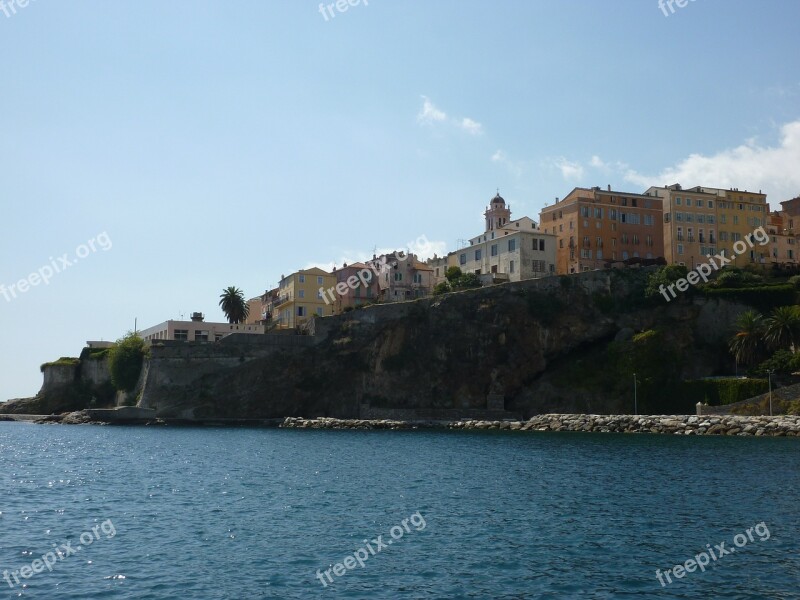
[280,414,800,437]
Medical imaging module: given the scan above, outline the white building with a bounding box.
[138,312,265,343]
[455,193,556,282]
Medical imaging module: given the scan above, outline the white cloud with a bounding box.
[417,96,447,124]
[623,119,800,201]
[551,157,585,181]
[459,117,483,135]
[417,96,482,137]
[491,149,525,178]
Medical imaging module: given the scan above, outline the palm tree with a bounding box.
[219,286,249,324]
[764,305,800,352]
[729,310,765,367]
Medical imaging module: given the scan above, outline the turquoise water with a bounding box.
[0,423,798,599]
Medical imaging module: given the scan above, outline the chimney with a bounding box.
[190,312,204,322]
[607,184,611,191]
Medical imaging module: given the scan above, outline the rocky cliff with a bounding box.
[2,269,753,419]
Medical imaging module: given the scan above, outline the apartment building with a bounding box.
[686,186,770,265]
[375,252,434,302]
[275,267,336,329]
[540,187,664,274]
[331,262,381,312]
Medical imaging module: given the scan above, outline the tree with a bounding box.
[219,286,249,324]
[453,273,482,290]
[108,332,147,392]
[445,266,463,282]
[764,305,800,352]
[645,265,688,298]
[433,281,452,295]
[729,310,766,367]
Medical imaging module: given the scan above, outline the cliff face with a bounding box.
[137,269,748,420]
[0,350,115,414]
[4,269,750,418]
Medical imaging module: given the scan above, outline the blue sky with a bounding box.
[1,0,799,399]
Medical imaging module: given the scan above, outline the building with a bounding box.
[376,252,434,302]
[427,253,459,287]
[138,312,265,343]
[647,184,769,267]
[455,193,555,282]
[686,186,770,266]
[541,187,664,274]
[331,262,381,312]
[274,267,336,329]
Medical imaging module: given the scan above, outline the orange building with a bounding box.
[540,186,665,274]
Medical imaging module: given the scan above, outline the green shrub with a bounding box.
[682,378,769,406]
[789,275,800,290]
[433,281,452,295]
[645,265,688,299]
[749,349,800,377]
[40,357,80,373]
[107,332,148,391]
[701,285,796,313]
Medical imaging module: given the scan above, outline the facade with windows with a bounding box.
[461,193,555,282]
[649,184,769,267]
[376,252,434,302]
[274,267,336,329]
[540,187,665,274]
[139,313,265,343]
[331,262,382,312]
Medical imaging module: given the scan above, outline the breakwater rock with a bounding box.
[281,414,800,436]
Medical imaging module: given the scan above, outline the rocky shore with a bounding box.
[280,414,800,437]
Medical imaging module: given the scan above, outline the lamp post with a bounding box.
[767,369,774,416]
[633,373,638,416]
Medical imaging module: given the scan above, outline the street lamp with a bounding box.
[633,373,638,416]
[767,369,774,416]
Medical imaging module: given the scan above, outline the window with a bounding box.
[595,207,603,219]
[539,239,545,251]
[559,224,563,232]
[413,273,423,284]
[394,272,403,281]
[708,200,714,208]
[194,330,209,342]
[297,306,306,317]
[622,251,629,260]
[475,249,482,261]
[491,244,498,256]
[581,206,590,217]
[174,329,188,341]
[510,260,515,273]
[298,290,305,298]
[677,227,683,241]
[676,197,682,205]
[317,276,323,285]
[532,259,546,272]
[677,244,684,255]
[299,274,305,283]
[676,212,683,222]
[316,307,323,316]
[644,214,654,226]
[459,253,466,265]
[609,209,617,221]
[685,213,694,223]
[697,214,705,224]
[597,250,603,260]
[707,214,715,224]
[720,214,727,224]
[580,249,591,259]
[508,239,516,252]
[733,215,739,225]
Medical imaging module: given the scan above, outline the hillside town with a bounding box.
[137,184,800,342]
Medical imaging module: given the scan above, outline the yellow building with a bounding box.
[274,267,336,329]
[690,186,769,266]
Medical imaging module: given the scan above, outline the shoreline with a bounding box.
[7,411,798,437]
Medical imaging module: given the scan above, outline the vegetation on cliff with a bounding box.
[108,332,147,392]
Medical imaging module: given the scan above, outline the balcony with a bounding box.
[275,293,294,308]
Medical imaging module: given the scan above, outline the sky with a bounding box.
[1,0,799,400]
